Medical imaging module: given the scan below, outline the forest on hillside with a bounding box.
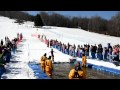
[0,11,34,21]
[35,11,120,37]
[0,11,120,37]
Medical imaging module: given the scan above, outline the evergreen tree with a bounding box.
[34,14,44,27]
[0,11,34,21]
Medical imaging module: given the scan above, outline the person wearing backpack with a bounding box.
[68,61,84,79]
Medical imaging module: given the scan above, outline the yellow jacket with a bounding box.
[68,69,84,79]
[40,56,47,65]
[45,59,53,77]
[82,56,87,65]
[45,59,53,71]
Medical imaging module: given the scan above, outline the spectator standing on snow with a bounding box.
[0,49,5,67]
[50,40,53,48]
[85,45,90,58]
[0,46,2,54]
[119,45,120,60]
[107,43,112,53]
[103,47,108,61]
[67,43,70,55]
[17,33,19,40]
[50,49,55,62]
[5,48,11,63]
[1,39,3,46]
[97,44,103,60]
[5,37,7,42]
[38,34,40,39]
[90,45,94,59]
[20,33,23,40]
[79,48,83,58]
[2,47,7,64]
[91,45,97,59]
[108,48,113,62]
[76,45,80,57]
[47,39,49,47]
[73,44,76,57]
[112,45,119,61]
[11,39,17,54]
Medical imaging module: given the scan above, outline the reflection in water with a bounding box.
[51,63,120,79]
[82,67,86,79]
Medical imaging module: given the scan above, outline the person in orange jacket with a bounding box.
[40,53,47,72]
[68,61,84,79]
[82,54,87,67]
[45,56,53,77]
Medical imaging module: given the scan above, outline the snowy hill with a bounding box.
[0,16,120,79]
[1,16,120,46]
[41,26,120,47]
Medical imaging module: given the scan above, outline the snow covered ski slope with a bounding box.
[0,16,120,79]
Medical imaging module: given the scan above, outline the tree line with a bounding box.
[0,11,120,37]
[0,11,34,21]
[35,11,120,37]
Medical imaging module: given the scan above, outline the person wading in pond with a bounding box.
[82,54,87,67]
[40,53,47,72]
[68,61,84,79]
[45,56,53,78]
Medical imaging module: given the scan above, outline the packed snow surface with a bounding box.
[0,16,120,79]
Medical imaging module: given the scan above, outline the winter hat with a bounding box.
[74,61,80,67]
[48,56,51,59]
[44,53,47,56]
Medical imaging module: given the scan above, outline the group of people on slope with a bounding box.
[39,33,120,62]
[0,33,23,78]
[0,37,17,66]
